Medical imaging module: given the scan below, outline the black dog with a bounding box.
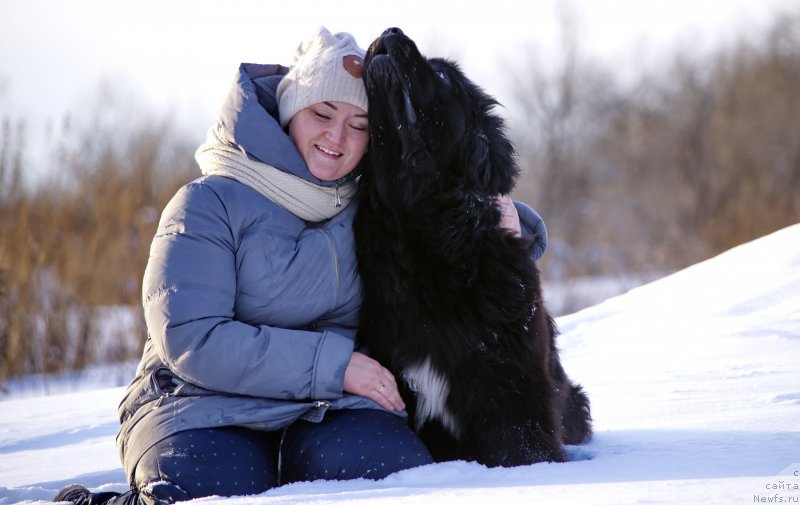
[353,27,591,467]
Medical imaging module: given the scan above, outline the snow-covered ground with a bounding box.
[2,224,799,505]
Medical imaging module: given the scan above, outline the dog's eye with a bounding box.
[435,71,449,83]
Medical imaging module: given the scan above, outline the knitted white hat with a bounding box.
[277,27,368,128]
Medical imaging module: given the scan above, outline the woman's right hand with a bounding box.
[495,194,521,237]
[343,352,406,411]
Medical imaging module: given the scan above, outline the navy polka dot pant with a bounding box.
[99,409,433,504]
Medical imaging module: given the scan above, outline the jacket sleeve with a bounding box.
[514,200,548,263]
[142,181,353,400]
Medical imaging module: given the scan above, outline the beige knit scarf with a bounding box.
[195,126,357,222]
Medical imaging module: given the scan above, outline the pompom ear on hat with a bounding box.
[276,27,368,128]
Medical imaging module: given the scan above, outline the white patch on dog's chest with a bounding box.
[402,358,460,437]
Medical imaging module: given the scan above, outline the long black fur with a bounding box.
[354,28,592,467]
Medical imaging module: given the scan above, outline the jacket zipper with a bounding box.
[334,184,342,207]
[322,229,340,306]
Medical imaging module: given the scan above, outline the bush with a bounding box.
[0,102,196,384]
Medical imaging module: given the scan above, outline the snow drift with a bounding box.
[1,224,799,505]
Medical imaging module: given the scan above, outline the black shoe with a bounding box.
[54,484,91,505]
[54,484,121,505]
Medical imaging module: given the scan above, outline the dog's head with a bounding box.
[362,27,517,209]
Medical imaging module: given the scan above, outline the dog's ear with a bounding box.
[464,132,492,188]
[485,125,518,195]
[465,129,518,195]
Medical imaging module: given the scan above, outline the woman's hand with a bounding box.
[495,194,521,237]
[344,352,406,411]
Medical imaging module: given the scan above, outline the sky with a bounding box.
[2,223,799,504]
[1,0,797,183]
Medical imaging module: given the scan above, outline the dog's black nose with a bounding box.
[382,27,404,36]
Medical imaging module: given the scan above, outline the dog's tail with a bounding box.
[561,383,592,445]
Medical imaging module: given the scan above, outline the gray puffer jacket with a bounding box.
[116,63,375,483]
[116,63,548,485]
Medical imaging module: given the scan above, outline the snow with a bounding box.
[2,224,799,505]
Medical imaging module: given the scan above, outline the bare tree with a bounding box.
[508,8,800,294]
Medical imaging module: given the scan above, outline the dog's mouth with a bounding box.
[365,28,411,66]
[365,31,389,60]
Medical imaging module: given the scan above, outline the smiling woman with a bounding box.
[52,26,435,505]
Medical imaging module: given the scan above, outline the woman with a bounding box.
[55,27,545,505]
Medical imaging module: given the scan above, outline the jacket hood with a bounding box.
[215,63,359,187]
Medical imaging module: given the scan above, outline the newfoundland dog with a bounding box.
[353,27,592,467]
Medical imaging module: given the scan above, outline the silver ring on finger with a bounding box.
[378,384,386,394]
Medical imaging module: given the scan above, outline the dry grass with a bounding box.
[0,111,195,383]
